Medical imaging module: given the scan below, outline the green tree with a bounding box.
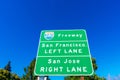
[0,69,20,80]
[0,61,20,80]
[64,58,106,80]
[21,58,51,80]
[21,58,36,80]
[4,61,11,80]
[4,61,11,72]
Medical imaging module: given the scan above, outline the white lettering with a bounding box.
[40,67,63,72]
[48,59,60,64]
[44,49,61,54]
[66,67,88,72]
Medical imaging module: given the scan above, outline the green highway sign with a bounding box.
[34,30,94,76]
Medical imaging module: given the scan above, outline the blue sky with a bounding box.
[0,0,120,79]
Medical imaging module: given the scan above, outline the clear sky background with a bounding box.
[0,0,120,80]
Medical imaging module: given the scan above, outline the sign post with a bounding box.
[34,30,93,76]
[37,76,47,80]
